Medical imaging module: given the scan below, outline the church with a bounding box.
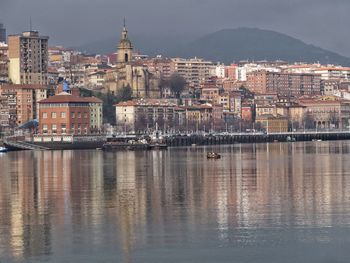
[105,22,161,98]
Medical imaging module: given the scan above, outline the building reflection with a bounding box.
[1,141,350,261]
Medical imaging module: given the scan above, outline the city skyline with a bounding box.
[1,0,350,57]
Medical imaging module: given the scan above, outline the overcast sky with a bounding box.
[1,0,349,56]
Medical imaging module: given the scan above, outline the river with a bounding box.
[1,141,350,262]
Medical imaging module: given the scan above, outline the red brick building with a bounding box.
[38,92,91,135]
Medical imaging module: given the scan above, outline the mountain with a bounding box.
[76,33,196,56]
[76,28,350,66]
[168,28,350,65]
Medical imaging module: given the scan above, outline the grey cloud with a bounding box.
[1,0,349,56]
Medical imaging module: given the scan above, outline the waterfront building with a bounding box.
[8,31,49,85]
[38,92,91,135]
[298,98,350,129]
[0,84,47,127]
[255,115,288,133]
[115,99,178,133]
[84,96,103,133]
[114,98,226,133]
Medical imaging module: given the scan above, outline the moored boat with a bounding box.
[207,152,221,159]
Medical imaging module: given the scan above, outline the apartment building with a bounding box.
[8,31,49,85]
[84,96,103,133]
[115,99,178,133]
[0,84,47,127]
[247,70,321,97]
[0,95,10,128]
[0,42,8,83]
[171,58,214,89]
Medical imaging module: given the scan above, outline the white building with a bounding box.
[235,63,281,81]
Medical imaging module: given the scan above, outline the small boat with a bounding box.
[0,147,8,153]
[207,152,221,159]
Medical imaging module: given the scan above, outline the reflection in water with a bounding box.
[1,141,350,262]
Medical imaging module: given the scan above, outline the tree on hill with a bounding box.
[169,73,186,98]
[117,85,133,101]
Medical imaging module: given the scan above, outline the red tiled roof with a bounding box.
[81,96,103,103]
[39,94,89,104]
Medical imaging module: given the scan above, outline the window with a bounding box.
[84,113,88,118]
[51,112,56,118]
[42,112,47,119]
[78,112,81,118]
[61,124,66,134]
[61,112,66,118]
[43,124,48,133]
[52,124,57,134]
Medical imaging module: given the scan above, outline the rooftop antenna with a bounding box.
[123,17,126,28]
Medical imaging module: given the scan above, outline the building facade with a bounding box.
[38,93,91,135]
[8,31,49,85]
[0,84,47,127]
[247,70,321,97]
[0,42,8,83]
[171,58,214,89]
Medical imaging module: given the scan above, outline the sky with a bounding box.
[0,0,349,56]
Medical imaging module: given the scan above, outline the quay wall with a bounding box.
[164,132,350,147]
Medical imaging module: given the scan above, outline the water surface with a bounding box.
[1,141,350,262]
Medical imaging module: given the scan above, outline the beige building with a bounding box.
[115,99,178,133]
[171,57,214,89]
[256,115,288,133]
[8,31,49,85]
[298,98,350,129]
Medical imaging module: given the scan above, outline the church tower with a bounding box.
[117,19,133,64]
